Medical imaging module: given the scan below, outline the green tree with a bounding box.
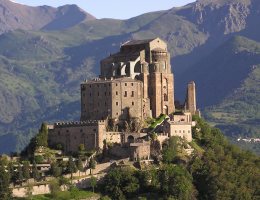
[15,163,24,185]
[36,123,48,147]
[104,167,139,199]
[77,159,84,176]
[70,186,81,200]
[8,162,15,184]
[32,161,40,181]
[51,162,62,177]
[22,161,31,182]
[78,144,85,152]
[49,178,61,199]
[0,159,12,200]
[159,165,196,199]
[162,136,179,163]
[90,176,97,193]
[89,158,96,175]
[67,156,77,180]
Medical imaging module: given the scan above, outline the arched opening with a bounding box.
[164,93,168,101]
[125,63,130,76]
[127,135,135,143]
[121,64,126,76]
[134,61,141,73]
[117,67,121,76]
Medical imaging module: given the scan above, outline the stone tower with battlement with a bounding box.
[185,81,197,115]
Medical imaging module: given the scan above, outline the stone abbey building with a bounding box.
[48,38,199,156]
[81,38,174,121]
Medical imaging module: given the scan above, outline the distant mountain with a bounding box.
[0,0,260,154]
[0,0,95,34]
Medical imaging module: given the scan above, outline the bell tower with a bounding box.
[149,48,175,117]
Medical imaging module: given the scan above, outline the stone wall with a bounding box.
[157,133,169,146]
[130,141,150,161]
[13,160,115,198]
[185,81,197,115]
[164,122,192,142]
[172,112,192,123]
[81,78,144,121]
[48,120,106,153]
[13,184,51,198]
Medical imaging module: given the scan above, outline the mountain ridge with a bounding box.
[0,0,96,34]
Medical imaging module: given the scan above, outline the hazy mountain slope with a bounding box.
[181,36,260,107]
[0,0,95,34]
[189,35,260,152]
[202,37,260,131]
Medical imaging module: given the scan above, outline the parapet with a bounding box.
[53,120,106,128]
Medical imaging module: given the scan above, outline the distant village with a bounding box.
[1,38,201,198]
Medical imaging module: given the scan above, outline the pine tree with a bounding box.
[36,123,48,147]
[77,159,84,176]
[0,160,12,200]
[67,156,77,180]
[32,161,40,182]
[51,162,62,177]
[8,162,15,183]
[22,161,31,182]
[90,176,97,193]
[89,158,96,175]
[16,163,24,185]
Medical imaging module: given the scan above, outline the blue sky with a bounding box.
[12,0,195,19]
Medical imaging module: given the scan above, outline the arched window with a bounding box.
[127,135,135,143]
[164,94,168,101]
[134,61,141,73]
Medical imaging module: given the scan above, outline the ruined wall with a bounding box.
[13,184,51,198]
[172,112,192,123]
[130,141,150,161]
[105,132,122,144]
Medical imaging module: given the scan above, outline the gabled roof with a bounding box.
[121,38,157,46]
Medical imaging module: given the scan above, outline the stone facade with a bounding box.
[81,78,144,121]
[185,81,197,115]
[163,121,192,142]
[83,37,175,119]
[48,120,106,153]
[163,112,195,142]
[48,120,148,153]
